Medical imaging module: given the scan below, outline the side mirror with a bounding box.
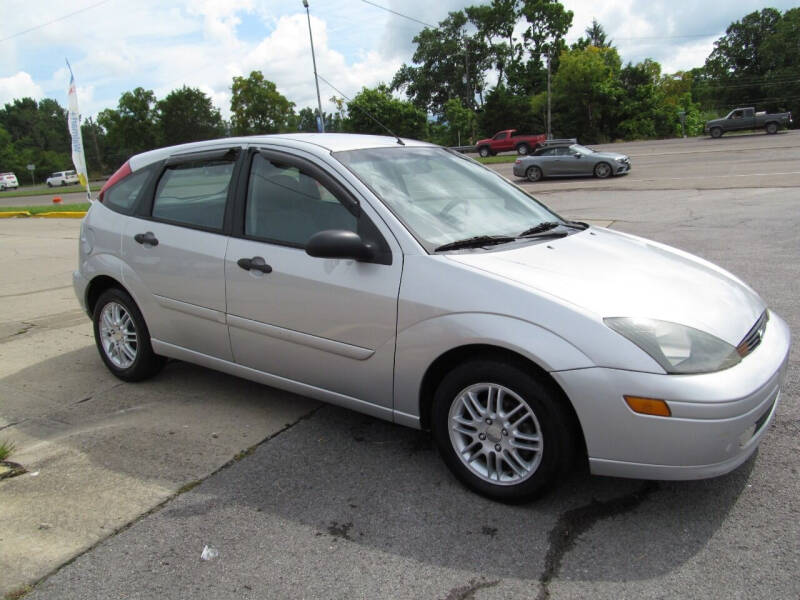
[574,153,582,158]
[306,230,374,262]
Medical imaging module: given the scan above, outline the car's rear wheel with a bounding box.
[526,166,543,182]
[594,162,612,178]
[92,288,165,382]
[516,143,530,155]
[765,122,778,134]
[710,127,723,139]
[478,146,490,158]
[432,359,574,502]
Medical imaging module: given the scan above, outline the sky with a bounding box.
[1,0,797,119]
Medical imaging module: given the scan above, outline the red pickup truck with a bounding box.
[475,129,547,157]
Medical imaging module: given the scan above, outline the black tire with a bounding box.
[432,359,575,503]
[594,162,612,179]
[710,127,723,139]
[47,182,53,187]
[526,165,543,182]
[765,122,778,135]
[92,288,165,382]
[516,143,530,155]
[478,146,491,158]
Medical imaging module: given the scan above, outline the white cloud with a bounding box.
[0,72,44,105]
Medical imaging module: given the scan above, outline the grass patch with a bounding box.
[0,202,90,215]
[0,439,16,461]
[476,155,520,164]
[0,185,101,199]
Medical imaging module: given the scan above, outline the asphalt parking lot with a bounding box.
[1,131,798,599]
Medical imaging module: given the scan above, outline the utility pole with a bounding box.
[546,49,552,140]
[302,0,325,133]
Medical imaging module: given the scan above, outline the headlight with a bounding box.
[616,157,627,163]
[604,317,741,374]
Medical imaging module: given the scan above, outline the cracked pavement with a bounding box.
[3,133,800,599]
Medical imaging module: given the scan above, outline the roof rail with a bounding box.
[540,138,578,145]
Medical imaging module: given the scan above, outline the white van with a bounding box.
[0,172,18,190]
[46,170,80,187]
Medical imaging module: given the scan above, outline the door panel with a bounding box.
[122,217,232,361]
[225,150,402,408]
[120,152,238,360]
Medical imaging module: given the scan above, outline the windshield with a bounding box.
[334,147,561,251]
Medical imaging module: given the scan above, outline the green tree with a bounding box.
[550,45,622,142]
[0,97,73,180]
[157,86,224,146]
[97,87,159,167]
[478,85,544,137]
[430,98,477,146]
[230,71,295,135]
[391,11,490,115]
[507,0,573,95]
[346,85,428,140]
[572,18,612,50]
[615,59,675,139]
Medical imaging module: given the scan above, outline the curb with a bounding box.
[0,211,87,219]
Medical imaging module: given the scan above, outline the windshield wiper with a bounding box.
[562,220,589,230]
[519,221,562,237]
[435,235,517,252]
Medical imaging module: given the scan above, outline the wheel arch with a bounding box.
[85,275,131,315]
[417,344,587,462]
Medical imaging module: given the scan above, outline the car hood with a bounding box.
[447,228,764,345]
[591,151,627,160]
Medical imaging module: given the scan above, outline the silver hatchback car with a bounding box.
[74,134,790,502]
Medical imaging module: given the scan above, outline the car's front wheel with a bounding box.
[516,143,530,155]
[478,146,491,158]
[526,166,543,182]
[765,122,778,134]
[92,288,165,382]
[594,162,612,178]
[710,127,723,139]
[432,359,574,502]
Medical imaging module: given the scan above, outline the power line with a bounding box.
[360,0,435,29]
[0,0,115,43]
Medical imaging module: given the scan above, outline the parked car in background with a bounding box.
[0,172,19,190]
[46,170,80,187]
[74,133,789,502]
[475,129,547,157]
[705,107,793,138]
[513,140,631,181]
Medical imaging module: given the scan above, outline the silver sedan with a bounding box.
[513,143,631,181]
[74,134,788,502]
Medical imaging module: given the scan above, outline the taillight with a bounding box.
[98,161,132,203]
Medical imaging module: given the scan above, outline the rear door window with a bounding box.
[152,160,235,231]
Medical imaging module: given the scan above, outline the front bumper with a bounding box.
[553,310,791,480]
[512,163,526,178]
[614,161,631,175]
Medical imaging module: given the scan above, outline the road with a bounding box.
[493,130,800,191]
[1,131,798,599]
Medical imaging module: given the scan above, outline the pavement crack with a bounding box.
[440,578,500,600]
[536,481,659,600]
[21,402,325,595]
[0,420,24,432]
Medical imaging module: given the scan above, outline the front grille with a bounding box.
[737,311,769,358]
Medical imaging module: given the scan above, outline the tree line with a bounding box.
[1,3,797,180]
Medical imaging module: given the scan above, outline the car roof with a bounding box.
[129,133,436,170]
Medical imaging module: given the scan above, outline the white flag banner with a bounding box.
[66,60,91,199]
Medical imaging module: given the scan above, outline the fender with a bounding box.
[392,312,594,427]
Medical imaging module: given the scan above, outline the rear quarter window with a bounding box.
[103,168,153,214]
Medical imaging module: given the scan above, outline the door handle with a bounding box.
[237,256,272,274]
[134,231,159,246]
